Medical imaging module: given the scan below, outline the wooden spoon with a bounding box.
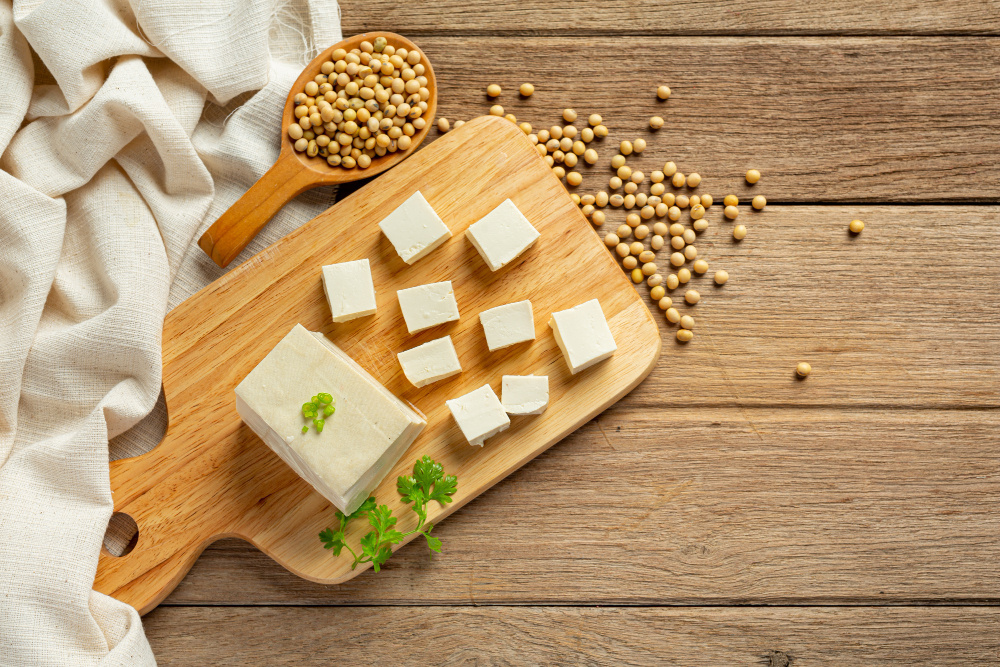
[198,32,436,268]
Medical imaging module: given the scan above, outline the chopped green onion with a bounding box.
[318,392,333,404]
[301,426,308,434]
[314,419,325,433]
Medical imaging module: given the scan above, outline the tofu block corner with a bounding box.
[548,298,617,374]
[446,384,510,446]
[321,259,377,323]
[378,190,452,265]
[466,198,540,271]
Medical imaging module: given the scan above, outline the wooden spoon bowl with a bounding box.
[198,32,437,268]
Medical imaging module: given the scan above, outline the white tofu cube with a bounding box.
[446,384,510,446]
[235,324,426,515]
[501,375,549,415]
[466,198,540,271]
[548,298,617,374]
[397,335,462,387]
[479,300,535,351]
[321,259,377,323]
[378,191,452,265]
[397,281,460,334]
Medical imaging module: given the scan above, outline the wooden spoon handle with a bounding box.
[199,152,320,268]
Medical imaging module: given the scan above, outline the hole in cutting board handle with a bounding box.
[102,512,139,557]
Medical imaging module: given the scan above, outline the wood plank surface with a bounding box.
[407,37,1000,202]
[340,1,1000,35]
[144,606,1000,665]
[138,10,1000,663]
[160,407,1000,605]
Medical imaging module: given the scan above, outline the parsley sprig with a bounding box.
[319,455,458,572]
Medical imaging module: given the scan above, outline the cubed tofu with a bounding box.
[479,300,535,351]
[397,281,460,334]
[321,259,377,323]
[446,384,510,446]
[235,324,426,514]
[501,375,549,415]
[548,298,617,374]
[397,335,462,387]
[466,198,540,271]
[378,191,452,265]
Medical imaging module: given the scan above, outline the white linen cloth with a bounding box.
[0,1,341,663]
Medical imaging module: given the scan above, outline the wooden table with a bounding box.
[143,3,1000,664]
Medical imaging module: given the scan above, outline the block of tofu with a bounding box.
[397,281,460,334]
[466,198,540,271]
[321,259,377,323]
[235,324,426,515]
[501,375,549,415]
[548,298,618,374]
[378,191,451,265]
[479,300,535,351]
[397,335,462,387]
[446,384,510,446]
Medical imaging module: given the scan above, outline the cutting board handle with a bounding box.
[95,422,228,615]
[198,152,320,269]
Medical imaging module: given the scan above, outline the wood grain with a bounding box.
[340,1,1000,35]
[162,407,1000,605]
[406,37,1000,202]
[95,115,661,614]
[144,606,1000,665]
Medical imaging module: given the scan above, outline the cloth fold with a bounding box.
[0,0,342,663]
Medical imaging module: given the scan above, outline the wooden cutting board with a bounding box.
[95,115,662,614]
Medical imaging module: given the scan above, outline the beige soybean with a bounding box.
[677,329,694,342]
[520,82,534,96]
[693,259,709,274]
[752,195,766,210]
[651,285,666,301]
[649,116,664,129]
[746,169,761,184]
[733,224,747,240]
[657,295,672,309]
[487,84,502,97]
[623,255,638,270]
[714,270,729,285]
[678,268,691,283]
[679,314,695,330]
[685,290,700,305]
[604,233,619,247]
[666,307,681,323]
[724,205,739,220]
[665,274,680,290]
[796,362,812,378]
